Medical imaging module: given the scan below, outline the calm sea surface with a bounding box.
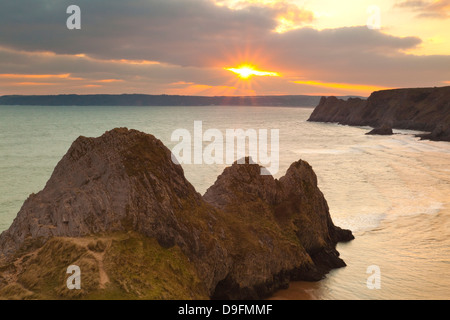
[1,105,449,299]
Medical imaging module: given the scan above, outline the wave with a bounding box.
[333,212,386,233]
[387,201,444,219]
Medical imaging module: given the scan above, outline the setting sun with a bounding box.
[225,65,280,79]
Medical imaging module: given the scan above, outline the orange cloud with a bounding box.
[12,82,58,86]
[0,73,126,89]
[170,81,196,86]
[396,0,450,19]
[96,79,123,83]
[0,46,162,67]
[292,80,390,94]
[0,73,69,79]
[108,59,161,65]
[0,73,85,81]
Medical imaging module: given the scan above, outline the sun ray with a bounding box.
[225,65,280,79]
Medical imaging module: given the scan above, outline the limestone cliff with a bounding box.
[0,128,353,300]
[0,128,229,296]
[308,86,450,142]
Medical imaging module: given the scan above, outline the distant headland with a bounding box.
[308,86,450,142]
[0,94,361,107]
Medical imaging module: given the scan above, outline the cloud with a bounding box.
[0,1,423,67]
[395,0,450,19]
[0,0,279,66]
[395,0,429,8]
[213,0,315,32]
[0,73,75,79]
[0,0,448,96]
[11,82,58,86]
[0,45,242,95]
[1,0,419,67]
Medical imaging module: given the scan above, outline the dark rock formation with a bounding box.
[309,96,368,125]
[204,158,354,299]
[417,122,450,142]
[366,125,394,136]
[0,128,353,300]
[0,128,229,294]
[308,86,450,142]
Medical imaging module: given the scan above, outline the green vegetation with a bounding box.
[99,233,208,300]
[0,232,208,300]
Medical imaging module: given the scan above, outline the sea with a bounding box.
[1,105,449,300]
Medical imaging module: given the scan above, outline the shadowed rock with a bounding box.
[418,122,450,141]
[0,128,353,300]
[205,158,354,299]
[366,125,393,136]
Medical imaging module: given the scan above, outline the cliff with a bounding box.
[0,128,353,300]
[308,86,450,141]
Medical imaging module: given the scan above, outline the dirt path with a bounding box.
[67,237,113,289]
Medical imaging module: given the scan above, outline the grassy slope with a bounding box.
[0,232,208,300]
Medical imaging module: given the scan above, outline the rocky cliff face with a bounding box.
[0,128,353,300]
[204,158,353,299]
[0,128,230,296]
[308,86,450,141]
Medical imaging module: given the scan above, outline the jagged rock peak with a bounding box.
[0,128,203,255]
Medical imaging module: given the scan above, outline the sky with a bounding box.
[0,0,449,97]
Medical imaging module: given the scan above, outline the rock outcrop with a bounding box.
[0,128,353,300]
[0,128,229,296]
[204,158,353,299]
[308,86,450,142]
[366,125,393,136]
[417,122,450,141]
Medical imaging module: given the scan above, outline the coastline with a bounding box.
[308,86,450,142]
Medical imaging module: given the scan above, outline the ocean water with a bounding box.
[1,105,450,300]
